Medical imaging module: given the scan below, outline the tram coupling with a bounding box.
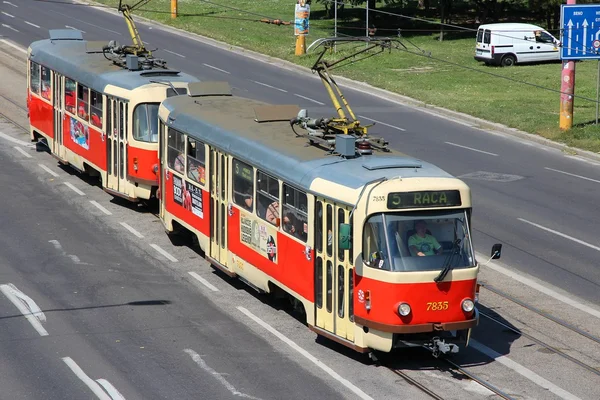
[425,337,459,358]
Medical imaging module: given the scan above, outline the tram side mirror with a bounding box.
[491,243,502,260]
[339,223,351,250]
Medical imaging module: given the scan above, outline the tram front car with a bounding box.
[348,176,499,356]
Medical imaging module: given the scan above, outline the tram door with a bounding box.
[52,72,63,158]
[314,198,355,342]
[106,98,128,193]
[209,148,228,265]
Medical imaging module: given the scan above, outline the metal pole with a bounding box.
[171,0,177,19]
[596,59,600,125]
[366,2,369,39]
[560,0,576,130]
[334,0,337,52]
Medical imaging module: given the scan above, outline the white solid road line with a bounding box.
[39,164,59,177]
[24,21,41,28]
[0,38,27,54]
[0,131,33,145]
[96,379,126,400]
[545,167,600,184]
[358,115,406,131]
[62,357,113,400]
[150,244,178,262]
[251,80,287,93]
[188,271,219,292]
[65,25,86,33]
[294,93,325,105]
[445,141,498,156]
[64,182,85,196]
[0,284,49,336]
[203,63,230,74]
[119,222,144,238]
[90,200,112,215]
[1,11,14,18]
[163,49,185,58]
[185,349,262,400]
[237,306,374,400]
[470,340,582,400]
[14,146,31,158]
[518,218,600,252]
[3,1,18,7]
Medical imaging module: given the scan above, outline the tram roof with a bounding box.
[162,94,456,190]
[28,35,198,93]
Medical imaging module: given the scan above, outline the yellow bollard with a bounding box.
[171,0,177,19]
[295,35,306,56]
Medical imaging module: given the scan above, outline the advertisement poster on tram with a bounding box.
[173,175,203,218]
[69,117,89,150]
[240,213,277,263]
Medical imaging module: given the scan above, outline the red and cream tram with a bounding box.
[27,29,199,201]
[156,82,502,355]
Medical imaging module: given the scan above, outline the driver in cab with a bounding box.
[408,220,443,257]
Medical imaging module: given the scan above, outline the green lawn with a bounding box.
[92,0,600,153]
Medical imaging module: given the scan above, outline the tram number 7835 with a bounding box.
[426,301,449,311]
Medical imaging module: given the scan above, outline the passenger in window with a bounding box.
[41,82,51,100]
[174,153,185,174]
[78,103,88,120]
[408,220,442,257]
[265,201,279,224]
[188,159,205,184]
[91,113,102,128]
[242,188,253,211]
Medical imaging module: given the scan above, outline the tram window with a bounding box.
[106,100,112,139]
[232,158,254,212]
[349,214,354,265]
[362,214,391,271]
[186,138,206,185]
[315,201,323,252]
[316,257,323,309]
[133,103,159,143]
[77,84,89,121]
[120,142,124,179]
[166,87,188,97]
[337,265,344,318]
[220,155,226,200]
[90,90,103,129]
[282,184,308,242]
[29,61,40,95]
[348,268,354,322]
[257,171,279,226]
[123,104,128,140]
[326,260,333,313]
[337,209,345,262]
[326,205,333,257]
[167,128,185,174]
[65,78,76,114]
[40,65,51,101]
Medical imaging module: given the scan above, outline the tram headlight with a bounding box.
[462,299,475,313]
[398,303,411,317]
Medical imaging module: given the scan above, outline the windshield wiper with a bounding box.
[434,239,461,283]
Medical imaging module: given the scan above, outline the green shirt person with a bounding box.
[408,220,442,256]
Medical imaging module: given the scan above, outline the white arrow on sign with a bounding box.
[567,19,573,55]
[583,19,589,54]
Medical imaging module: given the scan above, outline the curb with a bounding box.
[83,1,600,164]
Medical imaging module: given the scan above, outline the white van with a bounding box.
[474,23,560,66]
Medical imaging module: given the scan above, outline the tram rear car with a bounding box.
[156,83,499,355]
[27,29,199,201]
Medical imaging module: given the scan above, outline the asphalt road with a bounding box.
[1,1,599,307]
[0,136,350,399]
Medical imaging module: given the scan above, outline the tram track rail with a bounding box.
[480,283,600,345]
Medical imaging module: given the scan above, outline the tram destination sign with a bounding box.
[387,190,462,209]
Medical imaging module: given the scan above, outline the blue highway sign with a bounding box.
[561,4,600,60]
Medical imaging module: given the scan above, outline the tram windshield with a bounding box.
[133,103,160,143]
[362,211,475,272]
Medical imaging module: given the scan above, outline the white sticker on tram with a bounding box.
[184,349,262,400]
[119,222,144,238]
[0,283,49,336]
[64,182,85,196]
[188,271,219,292]
[90,200,112,215]
[14,146,31,158]
[237,306,374,400]
[150,244,178,262]
[469,340,582,400]
[358,115,406,131]
[479,252,600,320]
[62,357,116,400]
